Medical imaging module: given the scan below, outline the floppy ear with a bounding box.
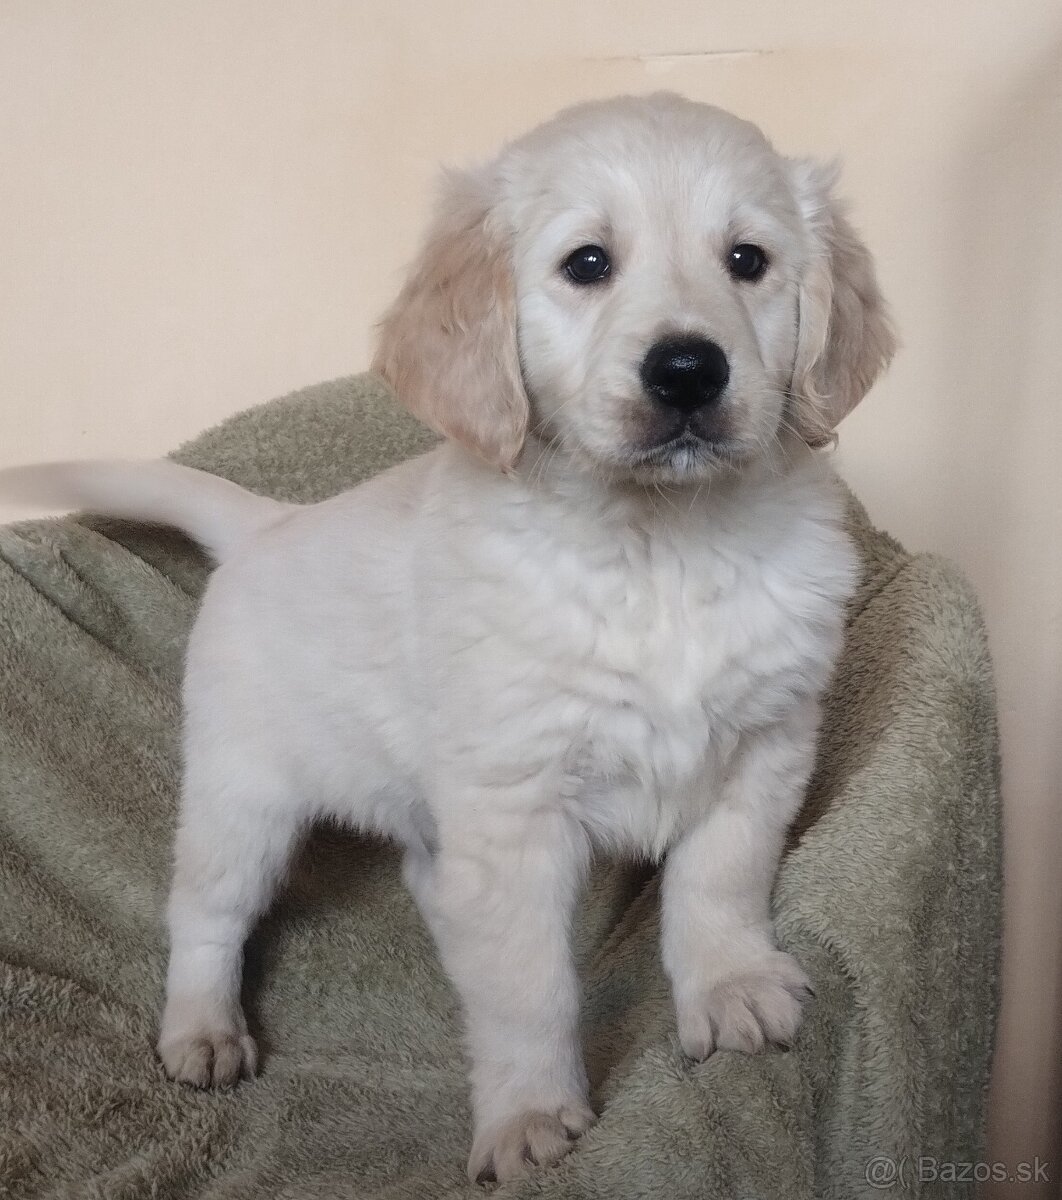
[788,159,897,446]
[372,168,528,469]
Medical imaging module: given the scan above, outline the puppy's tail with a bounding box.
[0,459,295,561]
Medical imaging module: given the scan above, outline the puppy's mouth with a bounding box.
[625,428,748,478]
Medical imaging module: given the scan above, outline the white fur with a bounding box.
[0,94,894,1183]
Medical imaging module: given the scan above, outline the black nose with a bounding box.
[640,336,730,413]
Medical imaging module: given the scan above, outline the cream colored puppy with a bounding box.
[1,94,894,1182]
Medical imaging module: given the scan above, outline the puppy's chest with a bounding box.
[554,543,796,746]
[492,519,842,798]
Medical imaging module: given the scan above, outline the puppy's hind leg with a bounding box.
[158,754,302,1089]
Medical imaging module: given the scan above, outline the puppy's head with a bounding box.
[374,94,895,483]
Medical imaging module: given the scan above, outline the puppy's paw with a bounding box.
[677,950,813,1061]
[468,1101,596,1183]
[158,1028,258,1089]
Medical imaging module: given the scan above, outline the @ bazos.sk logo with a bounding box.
[864,1155,1050,1189]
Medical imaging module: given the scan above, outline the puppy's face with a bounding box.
[506,101,810,482]
[375,95,895,485]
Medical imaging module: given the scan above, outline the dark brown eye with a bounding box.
[563,244,611,284]
[728,243,768,282]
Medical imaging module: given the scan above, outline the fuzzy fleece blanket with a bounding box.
[0,374,1001,1200]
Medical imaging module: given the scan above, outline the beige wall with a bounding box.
[2,2,1059,1191]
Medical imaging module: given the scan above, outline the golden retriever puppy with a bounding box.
[0,93,894,1182]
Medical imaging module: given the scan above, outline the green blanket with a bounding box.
[0,375,1001,1199]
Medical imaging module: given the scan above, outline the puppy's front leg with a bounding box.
[421,790,594,1183]
[662,700,820,1060]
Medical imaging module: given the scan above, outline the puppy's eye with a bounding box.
[727,243,768,282]
[563,245,611,285]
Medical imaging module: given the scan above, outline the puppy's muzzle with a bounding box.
[640,336,730,414]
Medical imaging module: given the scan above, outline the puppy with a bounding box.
[1,94,894,1182]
